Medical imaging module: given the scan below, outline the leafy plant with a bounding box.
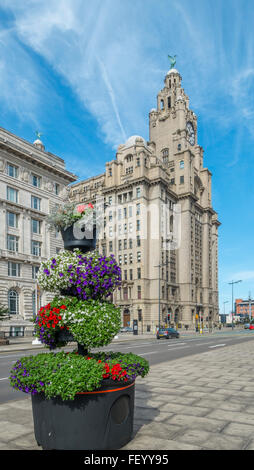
[9,351,149,400]
[37,249,121,300]
[0,303,9,321]
[33,297,121,350]
[47,202,94,231]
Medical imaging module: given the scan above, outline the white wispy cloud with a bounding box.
[1,0,254,151]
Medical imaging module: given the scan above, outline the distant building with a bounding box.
[0,127,76,337]
[235,298,254,320]
[69,67,220,331]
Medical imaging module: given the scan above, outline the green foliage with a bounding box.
[0,303,9,321]
[9,351,149,400]
[51,296,121,350]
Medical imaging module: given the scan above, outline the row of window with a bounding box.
[108,219,141,237]
[7,211,42,233]
[7,262,39,279]
[6,186,42,210]
[108,188,141,205]
[6,163,60,194]
[6,235,42,255]
[121,285,142,300]
[107,203,141,221]
[118,251,141,265]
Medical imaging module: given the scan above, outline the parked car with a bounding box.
[244,323,250,329]
[156,328,179,339]
[249,325,254,330]
[120,326,133,333]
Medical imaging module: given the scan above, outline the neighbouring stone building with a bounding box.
[0,127,76,337]
[69,67,220,332]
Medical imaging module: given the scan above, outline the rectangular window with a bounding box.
[124,254,127,265]
[136,203,141,215]
[123,287,128,300]
[8,262,20,277]
[109,210,113,222]
[109,241,113,252]
[55,183,60,195]
[124,270,128,281]
[137,251,141,262]
[123,239,127,250]
[129,222,133,233]
[109,226,113,237]
[137,267,141,279]
[136,220,140,231]
[7,164,18,178]
[7,234,18,252]
[129,239,133,249]
[7,211,18,228]
[31,196,41,211]
[118,239,122,250]
[7,187,18,203]
[136,157,140,167]
[137,235,141,247]
[129,206,133,217]
[137,286,141,300]
[31,241,41,256]
[180,175,184,184]
[129,253,133,264]
[32,174,41,188]
[31,219,41,234]
[118,255,122,265]
[123,207,127,218]
[129,269,133,280]
[32,265,40,279]
[180,160,184,169]
[136,187,141,199]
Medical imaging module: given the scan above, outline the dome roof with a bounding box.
[166,68,179,75]
[124,135,147,148]
[33,139,45,150]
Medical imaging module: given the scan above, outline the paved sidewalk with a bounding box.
[1,340,254,450]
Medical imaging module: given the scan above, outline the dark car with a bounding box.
[156,328,179,339]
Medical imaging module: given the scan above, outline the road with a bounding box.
[1,330,254,404]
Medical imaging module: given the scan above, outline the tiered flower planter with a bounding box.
[9,203,149,450]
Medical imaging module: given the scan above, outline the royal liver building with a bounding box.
[70,65,220,332]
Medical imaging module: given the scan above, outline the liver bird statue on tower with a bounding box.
[168,54,177,69]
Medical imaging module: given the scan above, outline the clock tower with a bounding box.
[148,65,220,328]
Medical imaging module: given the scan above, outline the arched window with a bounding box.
[8,289,19,315]
[160,99,164,110]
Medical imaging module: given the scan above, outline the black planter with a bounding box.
[31,380,135,450]
[60,223,96,253]
[56,328,74,343]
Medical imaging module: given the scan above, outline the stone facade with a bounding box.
[70,68,220,332]
[0,127,76,337]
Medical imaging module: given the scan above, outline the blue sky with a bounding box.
[0,0,253,314]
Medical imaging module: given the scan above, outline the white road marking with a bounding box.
[0,377,8,381]
[209,344,226,349]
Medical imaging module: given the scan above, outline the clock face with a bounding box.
[186,121,195,146]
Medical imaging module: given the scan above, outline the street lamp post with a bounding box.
[154,262,169,330]
[228,280,242,330]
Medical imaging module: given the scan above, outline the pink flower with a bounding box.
[76,204,86,214]
[76,203,94,213]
